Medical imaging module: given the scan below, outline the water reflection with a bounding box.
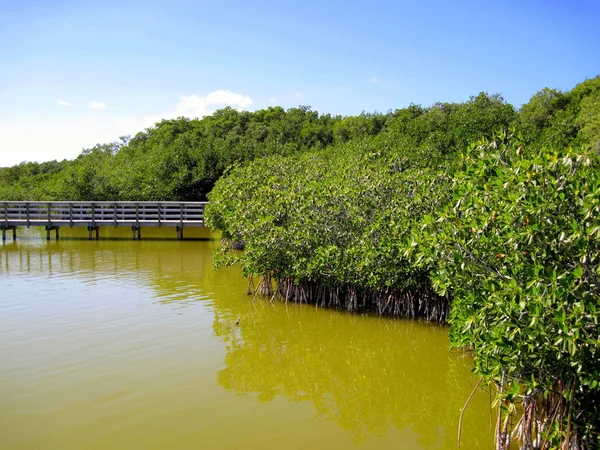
[1,228,493,449]
[212,300,491,447]
[0,227,220,309]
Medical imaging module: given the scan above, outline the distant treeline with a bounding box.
[205,76,600,450]
[1,76,598,201]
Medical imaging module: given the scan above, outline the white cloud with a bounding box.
[88,101,107,110]
[370,76,379,83]
[291,91,303,99]
[58,100,71,106]
[0,89,254,166]
[168,90,253,119]
[268,97,278,105]
[205,90,252,108]
[173,95,209,118]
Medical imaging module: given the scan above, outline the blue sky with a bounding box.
[1,0,599,165]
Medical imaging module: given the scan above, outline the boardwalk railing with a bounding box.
[1,201,207,240]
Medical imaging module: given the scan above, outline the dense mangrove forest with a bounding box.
[2,76,600,449]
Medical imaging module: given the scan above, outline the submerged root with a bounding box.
[254,276,450,322]
[490,378,595,450]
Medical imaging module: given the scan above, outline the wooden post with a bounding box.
[132,226,141,240]
[45,226,59,241]
[176,225,183,240]
[87,225,99,240]
[1,225,17,241]
[180,203,184,235]
[1,202,6,241]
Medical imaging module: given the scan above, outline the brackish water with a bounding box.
[0,227,494,449]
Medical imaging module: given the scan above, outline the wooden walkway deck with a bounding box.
[1,201,207,240]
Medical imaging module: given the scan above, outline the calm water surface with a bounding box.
[0,227,494,449]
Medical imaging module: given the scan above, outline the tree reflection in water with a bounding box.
[213,301,492,448]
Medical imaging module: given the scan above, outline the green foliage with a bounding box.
[577,91,600,151]
[55,143,121,200]
[517,75,600,150]
[206,142,453,320]
[0,107,341,201]
[518,87,567,142]
[417,132,600,447]
[385,93,516,157]
[332,112,386,143]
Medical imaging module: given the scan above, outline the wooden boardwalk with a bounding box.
[1,201,207,240]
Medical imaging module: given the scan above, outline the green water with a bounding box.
[0,227,494,449]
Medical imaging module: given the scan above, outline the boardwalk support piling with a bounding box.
[1,225,17,241]
[45,225,59,241]
[132,226,141,240]
[87,225,99,240]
